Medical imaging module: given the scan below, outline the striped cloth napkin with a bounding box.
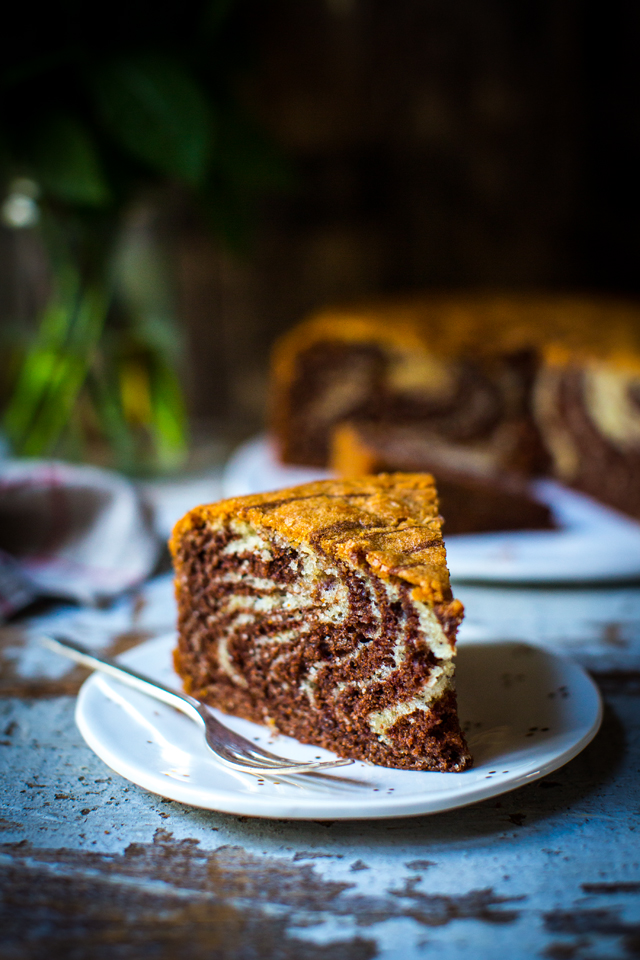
[0,459,160,621]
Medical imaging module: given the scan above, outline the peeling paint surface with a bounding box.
[1,575,640,958]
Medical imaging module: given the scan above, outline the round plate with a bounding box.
[75,634,602,820]
[223,434,640,584]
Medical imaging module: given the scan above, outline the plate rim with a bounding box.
[74,634,603,820]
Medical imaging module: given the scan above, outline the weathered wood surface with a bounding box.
[1,573,639,959]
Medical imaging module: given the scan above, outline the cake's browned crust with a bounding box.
[272,294,640,390]
[331,421,555,534]
[170,474,471,772]
[171,473,457,606]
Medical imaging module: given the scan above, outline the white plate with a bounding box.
[75,634,602,820]
[223,434,640,583]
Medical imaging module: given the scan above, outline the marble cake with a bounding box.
[270,293,640,520]
[170,474,471,772]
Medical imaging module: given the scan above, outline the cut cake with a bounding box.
[170,474,471,772]
[270,292,640,520]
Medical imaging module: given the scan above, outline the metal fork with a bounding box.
[42,635,353,777]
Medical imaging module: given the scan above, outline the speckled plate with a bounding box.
[75,634,602,820]
[223,434,640,584]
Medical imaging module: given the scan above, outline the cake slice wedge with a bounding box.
[169,474,471,771]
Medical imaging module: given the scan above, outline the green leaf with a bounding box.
[3,274,109,456]
[213,108,293,194]
[28,114,111,207]
[150,360,188,469]
[201,110,293,252]
[88,364,137,472]
[200,180,253,254]
[94,54,214,187]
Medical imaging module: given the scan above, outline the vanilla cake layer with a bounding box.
[170,475,471,772]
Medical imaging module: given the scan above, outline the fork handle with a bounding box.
[41,635,204,726]
[42,634,353,777]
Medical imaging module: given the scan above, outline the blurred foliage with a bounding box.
[0,0,288,472]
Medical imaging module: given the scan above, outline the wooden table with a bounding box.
[1,573,639,959]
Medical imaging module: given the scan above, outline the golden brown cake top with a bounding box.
[272,292,640,386]
[170,473,455,606]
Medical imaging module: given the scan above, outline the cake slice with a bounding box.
[170,474,471,772]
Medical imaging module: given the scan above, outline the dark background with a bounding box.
[3,0,639,440]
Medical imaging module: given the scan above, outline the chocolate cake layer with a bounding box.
[170,475,471,772]
[331,421,555,534]
[270,293,640,520]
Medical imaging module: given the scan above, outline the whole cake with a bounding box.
[170,474,471,772]
[270,293,640,520]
